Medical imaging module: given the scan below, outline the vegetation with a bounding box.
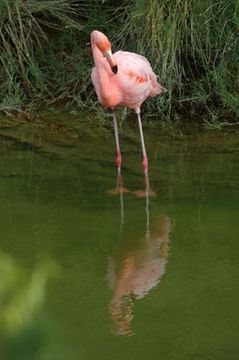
[0,0,238,125]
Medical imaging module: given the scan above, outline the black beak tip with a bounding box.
[112,65,118,74]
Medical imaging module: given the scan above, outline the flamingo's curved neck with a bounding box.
[91,38,112,107]
[91,40,103,68]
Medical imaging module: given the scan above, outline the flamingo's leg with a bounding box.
[112,108,121,173]
[136,108,148,173]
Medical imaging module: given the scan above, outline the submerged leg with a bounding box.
[136,108,148,173]
[112,108,121,174]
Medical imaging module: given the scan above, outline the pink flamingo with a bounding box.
[91,30,166,174]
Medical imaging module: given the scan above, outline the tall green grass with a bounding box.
[0,0,238,125]
[119,0,239,123]
[0,0,92,109]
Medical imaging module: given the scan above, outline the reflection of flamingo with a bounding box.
[91,30,166,174]
[107,175,171,336]
[106,173,129,234]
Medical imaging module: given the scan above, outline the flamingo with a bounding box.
[91,30,166,174]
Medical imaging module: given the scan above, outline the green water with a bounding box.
[0,115,238,360]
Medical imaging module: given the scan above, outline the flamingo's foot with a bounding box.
[132,189,156,198]
[142,155,148,174]
[106,187,130,195]
[116,152,121,173]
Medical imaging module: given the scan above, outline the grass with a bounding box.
[119,0,239,123]
[0,0,238,127]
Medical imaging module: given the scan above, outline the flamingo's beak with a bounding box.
[111,65,118,74]
[103,50,118,74]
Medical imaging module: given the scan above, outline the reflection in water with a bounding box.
[107,175,171,336]
[107,174,129,233]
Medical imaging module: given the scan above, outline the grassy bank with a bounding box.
[0,0,238,126]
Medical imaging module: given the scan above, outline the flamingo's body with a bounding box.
[91,30,166,173]
[91,50,163,109]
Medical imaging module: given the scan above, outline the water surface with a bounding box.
[0,113,238,359]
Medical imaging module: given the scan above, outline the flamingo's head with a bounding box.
[91,30,118,74]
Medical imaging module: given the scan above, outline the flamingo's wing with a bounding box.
[114,51,158,108]
[115,51,152,83]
